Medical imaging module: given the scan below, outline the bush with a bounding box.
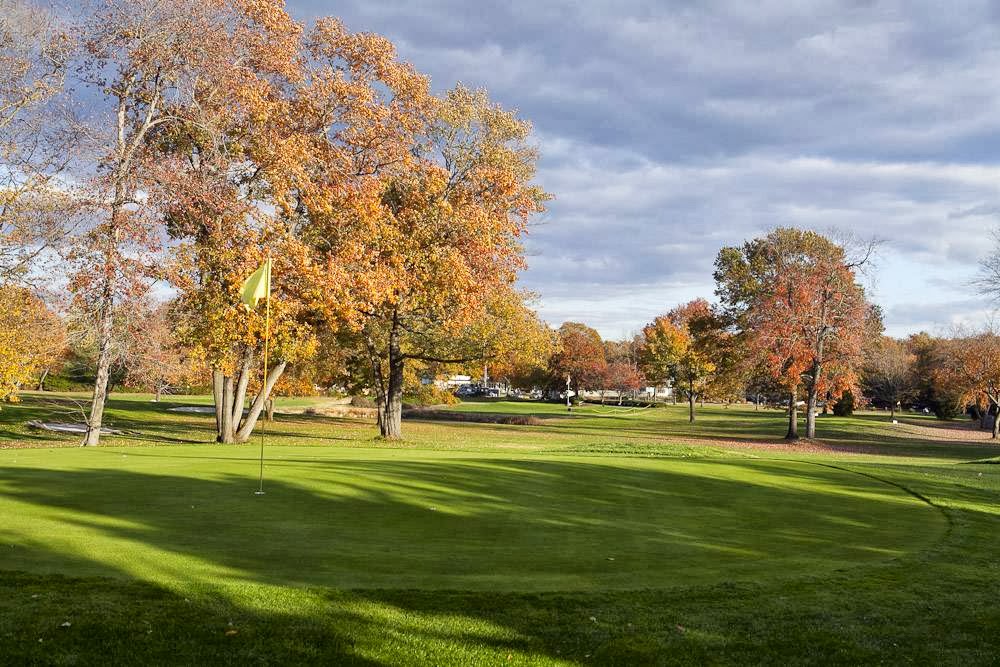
[930,392,961,421]
[404,385,459,407]
[401,409,541,425]
[350,395,376,409]
[833,391,855,416]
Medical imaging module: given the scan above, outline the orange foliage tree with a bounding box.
[321,85,549,438]
[150,1,321,443]
[715,228,878,439]
[640,299,723,422]
[933,331,1000,438]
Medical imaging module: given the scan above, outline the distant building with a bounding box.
[428,374,473,389]
[643,386,673,399]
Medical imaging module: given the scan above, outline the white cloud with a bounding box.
[287,0,1000,339]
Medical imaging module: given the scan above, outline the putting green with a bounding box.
[0,446,944,592]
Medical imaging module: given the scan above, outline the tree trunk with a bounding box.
[992,402,1000,440]
[36,367,49,391]
[230,351,253,431]
[890,402,896,421]
[218,375,235,443]
[805,390,818,439]
[264,398,275,422]
[154,386,162,402]
[234,361,287,442]
[687,379,696,423]
[786,389,799,440]
[212,369,225,435]
[805,362,821,439]
[378,353,404,439]
[82,295,114,447]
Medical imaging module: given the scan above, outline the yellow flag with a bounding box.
[240,258,271,310]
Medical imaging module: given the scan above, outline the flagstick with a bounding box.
[255,254,271,496]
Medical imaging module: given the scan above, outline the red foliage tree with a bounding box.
[549,322,606,402]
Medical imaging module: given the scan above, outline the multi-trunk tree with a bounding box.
[149,0,315,443]
[715,228,878,439]
[71,0,261,445]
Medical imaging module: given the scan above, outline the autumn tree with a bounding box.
[549,322,606,403]
[123,303,204,401]
[934,330,1000,438]
[604,360,643,404]
[149,2,323,443]
[906,332,959,420]
[479,296,555,393]
[0,0,79,284]
[862,336,914,420]
[640,299,723,422]
[715,228,878,439]
[319,85,548,438]
[70,0,263,445]
[0,285,65,401]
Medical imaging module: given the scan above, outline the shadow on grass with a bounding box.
[1,456,999,663]
[0,457,943,592]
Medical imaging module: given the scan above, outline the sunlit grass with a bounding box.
[1,392,999,663]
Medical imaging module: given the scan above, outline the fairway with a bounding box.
[3,397,1000,665]
[0,445,943,592]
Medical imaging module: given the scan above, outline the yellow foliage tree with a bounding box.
[0,285,64,402]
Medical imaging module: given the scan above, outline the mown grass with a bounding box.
[1,393,999,664]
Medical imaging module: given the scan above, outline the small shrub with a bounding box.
[833,391,855,416]
[350,395,376,409]
[404,385,459,407]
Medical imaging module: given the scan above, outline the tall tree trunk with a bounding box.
[218,375,235,443]
[154,386,162,402]
[36,367,49,391]
[992,400,1000,440]
[212,369,225,435]
[687,379,696,423]
[234,361,287,442]
[230,350,253,430]
[82,288,114,447]
[786,388,799,440]
[805,362,821,439]
[378,353,404,438]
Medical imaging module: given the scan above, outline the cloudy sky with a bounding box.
[291,0,1000,339]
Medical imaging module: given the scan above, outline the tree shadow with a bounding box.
[0,456,942,592]
[0,453,995,664]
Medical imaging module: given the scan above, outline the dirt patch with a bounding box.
[891,419,996,443]
[298,405,377,420]
[664,436,877,456]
